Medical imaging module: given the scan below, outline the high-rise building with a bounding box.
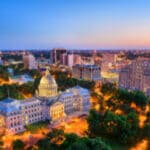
[23,54,37,69]
[51,48,67,63]
[119,58,150,96]
[72,64,101,82]
[61,53,74,68]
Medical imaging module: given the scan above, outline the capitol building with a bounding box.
[37,68,58,97]
[0,68,90,134]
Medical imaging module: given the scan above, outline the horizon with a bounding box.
[1,0,150,49]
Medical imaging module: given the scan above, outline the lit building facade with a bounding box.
[72,64,101,82]
[20,98,43,125]
[50,102,65,121]
[0,69,90,135]
[0,98,25,134]
[36,68,58,98]
[119,59,150,96]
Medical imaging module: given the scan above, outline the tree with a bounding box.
[101,83,116,96]
[87,109,101,137]
[87,109,140,145]
[0,141,4,150]
[67,140,87,150]
[84,137,111,150]
[37,138,51,150]
[61,133,111,150]
[46,129,64,144]
[142,123,150,138]
[12,139,25,150]
[61,133,79,149]
[19,82,35,95]
[116,89,132,104]
[132,91,147,107]
[0,65,9,81]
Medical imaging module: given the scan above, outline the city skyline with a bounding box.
[1,0,150,49]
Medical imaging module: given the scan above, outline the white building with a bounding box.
[59,86,90,114]
[19,98,43,125]
[0,97,44,135]
[0,98,25,134]
[0,68,91,135]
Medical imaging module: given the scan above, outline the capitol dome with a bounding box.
[37,67,58,98]
[40,70,56,85]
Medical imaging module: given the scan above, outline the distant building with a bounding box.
[0,57,3,65]
[37,58,51,69]
[72,64,101,82]
[119,58,150,96]
[23,54,37,70]
[61,53,74,68]
[73,54,82,65]
[51,48,67,63]
[9,74,34,85]
[101,53,117,72]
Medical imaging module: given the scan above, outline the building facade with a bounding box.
[51,48,67,64]
[119,59,150,96]
[72,64,101,82]
[61,53,74,68]
[0,69,90,135]
[23,54,37,70]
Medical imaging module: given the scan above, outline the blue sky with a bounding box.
[0,0,150,49]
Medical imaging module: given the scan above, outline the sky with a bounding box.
[0,0,150,49]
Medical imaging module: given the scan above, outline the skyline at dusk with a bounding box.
[1,0,150,49]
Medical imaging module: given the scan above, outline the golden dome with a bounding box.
[40,68,57,85]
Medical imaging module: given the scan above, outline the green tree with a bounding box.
[37,138,51,150]
[87,109,101,137]
[12,139,25,150]
[88,109,140,144]
[101,83,116,96]
[61,134,111,150]
[132,91,147,107]
[61,133,79,149]
[46,129,64,144]
[142,123,150,138]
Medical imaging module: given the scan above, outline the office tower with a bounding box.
[51,48,67,63]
